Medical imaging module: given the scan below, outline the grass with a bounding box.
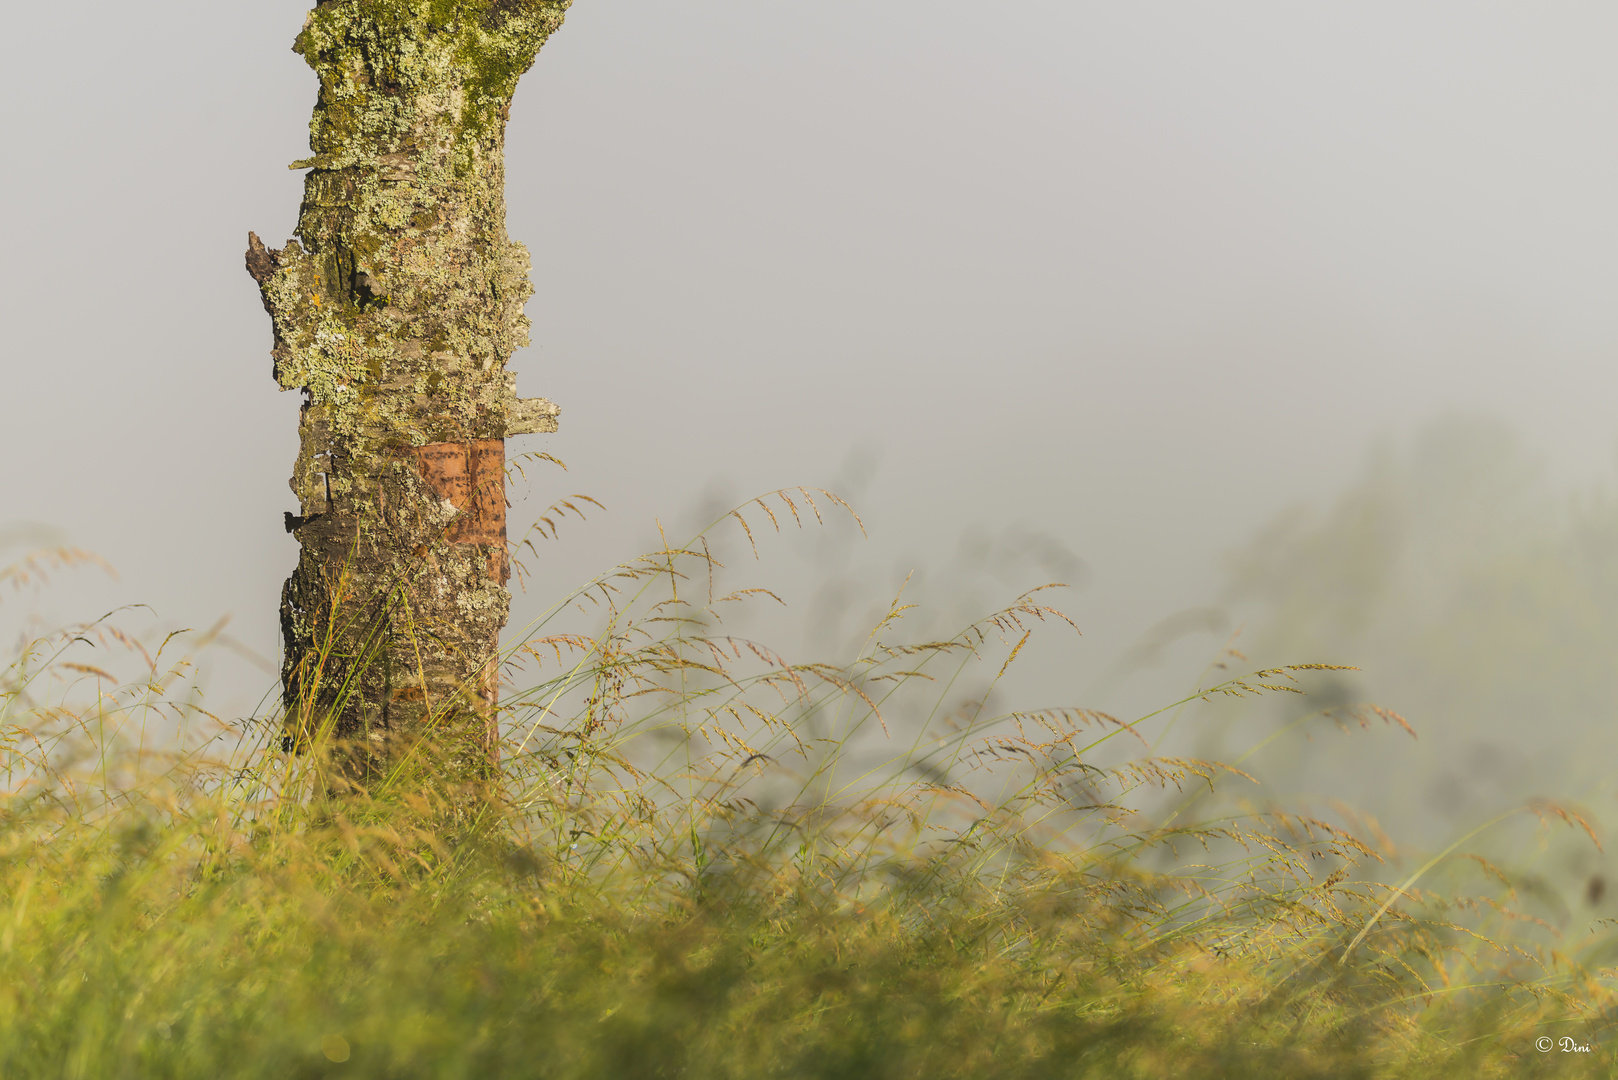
[0,492,1615,1078]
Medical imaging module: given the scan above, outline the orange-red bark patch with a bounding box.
[413,439,507,552]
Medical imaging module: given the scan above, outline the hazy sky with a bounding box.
[5,1,1618,716]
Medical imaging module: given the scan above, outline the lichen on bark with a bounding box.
[246,0,568,785]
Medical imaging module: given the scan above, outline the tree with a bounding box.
[246,0,570,786]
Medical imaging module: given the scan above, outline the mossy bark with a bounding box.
[247,0,568,785]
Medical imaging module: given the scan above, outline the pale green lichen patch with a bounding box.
[257,0,567,448]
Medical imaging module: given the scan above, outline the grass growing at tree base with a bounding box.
[0,499,1613,1078]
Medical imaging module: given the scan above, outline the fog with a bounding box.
[6,2,1618,881]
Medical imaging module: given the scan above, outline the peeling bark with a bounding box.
[246,0,568,784]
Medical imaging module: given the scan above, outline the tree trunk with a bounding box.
[246,0,568,787]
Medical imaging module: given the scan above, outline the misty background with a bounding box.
[6,2,1618,889]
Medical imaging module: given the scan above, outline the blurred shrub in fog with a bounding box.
[1220,414,1618,890]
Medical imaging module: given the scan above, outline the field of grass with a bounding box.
[1,491,1614,1078]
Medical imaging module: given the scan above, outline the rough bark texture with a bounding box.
[247,0,568,783]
